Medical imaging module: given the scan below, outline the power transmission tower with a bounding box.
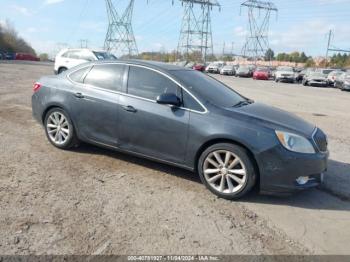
[104,0,138,58]
[325,30,350,66]
[79,39,88,48]
[240,0,277,63]
[177,0,220,63]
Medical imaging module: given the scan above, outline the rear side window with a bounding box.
[79,51,95,62]
[69,67,90,83]
[84,64,125,91]
[127,66,180,100]
[68,51,81,59]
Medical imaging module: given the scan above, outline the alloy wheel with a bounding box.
[203,150,247,194]
[46,112,71,145]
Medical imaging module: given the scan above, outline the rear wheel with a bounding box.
[44,108,79,149]
[198,143,257,200]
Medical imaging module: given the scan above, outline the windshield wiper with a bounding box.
[232,99,254,108]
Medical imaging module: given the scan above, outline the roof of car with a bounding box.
[93,59,192,72]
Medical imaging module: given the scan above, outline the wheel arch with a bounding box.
[42,103,70,124]
[194,138,261,188]
[58,66,68,74]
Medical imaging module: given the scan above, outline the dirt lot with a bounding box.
[0,62,349,255]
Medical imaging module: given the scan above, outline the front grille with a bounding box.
[313,128,328,152]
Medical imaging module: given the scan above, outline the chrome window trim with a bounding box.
[68,62,208,115]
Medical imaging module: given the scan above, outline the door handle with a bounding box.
[74,92,85,99]
[122,105,137,113]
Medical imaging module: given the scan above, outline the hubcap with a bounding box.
[46,112,70,145]
[203,150,247,194]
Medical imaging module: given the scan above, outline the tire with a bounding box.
[275,78,279,83]
[58,67,67,74]
[44,108,79,150]
[303,81,308,86]
[197,143,257,200]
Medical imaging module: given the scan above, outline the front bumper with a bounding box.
[254,75,269,80]
[342,83,350,90]
[277,76,295,82]
[237,73,251,77]
[309,81,328,87]
[221,71,233,75]
[257,145,329,195]
[207,69,219,73]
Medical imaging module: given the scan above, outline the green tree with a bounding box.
[0,21,36,55]
[305,58,315,68]
[299,52,308,63]
[39,53,49,61]
[264,48,274,61]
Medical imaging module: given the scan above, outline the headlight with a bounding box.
[275,131,315,154]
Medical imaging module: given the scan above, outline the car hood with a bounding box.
[237,70,249,73]
[276,71,294,75]
[308,76,327,81]
[225,102,315,137]
[255,71,268,75]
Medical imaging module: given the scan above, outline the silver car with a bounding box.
[302,72,329,87]
[220,65,235,76]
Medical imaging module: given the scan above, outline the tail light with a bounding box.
[33,82,42,92]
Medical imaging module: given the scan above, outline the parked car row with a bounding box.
[0,51,39,61]
[203,62,350,91]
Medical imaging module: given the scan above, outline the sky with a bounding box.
[0,0,349,58]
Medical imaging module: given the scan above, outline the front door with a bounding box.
[118,65,190,164]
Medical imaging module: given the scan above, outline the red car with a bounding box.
[193,64,206,72]
[15,53,40,61]
[253,68,270,80]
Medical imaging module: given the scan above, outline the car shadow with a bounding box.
[72,143,201,184]
[72,144,350,211]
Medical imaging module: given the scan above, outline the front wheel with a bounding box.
[44,108,79,149]
[198,143,257,200]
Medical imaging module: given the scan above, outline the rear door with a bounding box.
[118,65,190,164]
[69,63,126,146]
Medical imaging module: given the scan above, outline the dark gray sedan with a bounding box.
[32,60,329,199]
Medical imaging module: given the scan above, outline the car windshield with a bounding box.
[310,72,325,78]
[329,71,343,76]
[172,70,247,107]
[238,66,249,71]
[277,66,293,72]
[322,69,334,74]
[93,51,117,60]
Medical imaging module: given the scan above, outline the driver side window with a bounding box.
[127,66,181,101]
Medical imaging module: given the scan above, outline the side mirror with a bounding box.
[156,93,181,107]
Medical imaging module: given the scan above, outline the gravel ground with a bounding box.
[0,63,349,255]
